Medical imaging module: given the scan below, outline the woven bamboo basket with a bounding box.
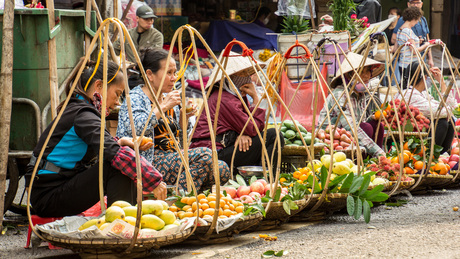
[281,144,326,156]
[38,228,193,258]
[184,213,263,244]
[368,181,392,191]
[389,178,416,191]
[409,174,453,189]
[387,131,429,138]
[289,193,348,221]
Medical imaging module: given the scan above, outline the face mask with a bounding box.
[351,80,367,93]
[388,14,397,20]
[263,17,270,25]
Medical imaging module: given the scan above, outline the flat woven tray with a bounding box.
[185,213,263,244]
[409,174,454,188]
[387,131,429,138]
[389,178,416,190]
[39,227,193,256]
[281,144,326,156]
[263,199,307,220]
[291,193,348,221]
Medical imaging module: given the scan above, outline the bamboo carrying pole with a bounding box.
[0,0,15,230]
[46,0,59,119]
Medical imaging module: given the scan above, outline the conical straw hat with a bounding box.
[330,52,384,88]
[205,51,264,89]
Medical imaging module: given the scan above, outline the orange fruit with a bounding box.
[403,142,410,151]
[184,211,194,218]
[209,201,216,209]
[201,203,210,210]
[169,206,178,212]
[235,206,244,213]
[199,198,209,204]
[223,204,230,210]
[391,157,399,164]
[180,197,189,204]
[402,153,410,164]
[374,110,382,120]
[228,204,235,211]
[218,208,224,216]
[434,163,448,175]
[280,177,287,183]
[203,208,215,216]
[299,167,309,175]
[404,167,415,175]
[207,195,216,202]
[177,211,186,219]
[299,174,308,182]
[293,171,301,179]
[218,215,228,219]
[192,202,199,211]
[197,194,206,201]
[187,197,196,205]
[193,209,203,217]
[220,200,226,208]
[417,146,426,156]
[414,161,425,170]
[182,205,191,211]
[223,209,233,217]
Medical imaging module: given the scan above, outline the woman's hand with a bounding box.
[239,83,259,105]
[152,181,167,200]
[162,90,181,112]
[238,135,252,152]
[320,15,333,26]
[118,137,153,151]
[430,67,443,82]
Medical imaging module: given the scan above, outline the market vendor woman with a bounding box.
[26,61,166,218]
[318,52,385,157]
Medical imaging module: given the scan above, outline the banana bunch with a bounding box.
[258,49,274,62]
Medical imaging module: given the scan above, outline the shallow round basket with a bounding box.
[237,166,264,178]
[409,174,453,189]
[368,181,392,191]
[38,228,193,258]
[388,131,429,138]
[281,144,326,156]
[449,170,460,182]
[263,199,307,220]
[289,193,348,221]
[185,213,263,244]
[389,178,416,191]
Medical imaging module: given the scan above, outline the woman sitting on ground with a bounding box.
[318,52,385,157]
[117,48,230,192]
[190,52,284,172]
[395,63,457,153]
[26,60,166,218]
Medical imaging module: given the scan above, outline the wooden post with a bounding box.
[309,0,316,29]
[0,0,15,231]
[85,0,92,55]
[110,0,134,42]
[46,0,59,119]
[114,0,118,18]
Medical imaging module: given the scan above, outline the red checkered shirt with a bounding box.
[111,146,163,192]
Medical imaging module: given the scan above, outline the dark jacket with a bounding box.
[351,0,382,24]
[27,97,120,187]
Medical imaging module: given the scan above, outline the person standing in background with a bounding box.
[253,6,272,28]
[384,7,401,51]
[113,5,164,63]
[391,0,434,68]
[350,0,382,24]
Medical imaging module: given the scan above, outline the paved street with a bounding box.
[2,186,460,259]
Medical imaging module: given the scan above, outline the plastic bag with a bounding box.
[275,0,316,19]
[277,63,328,131]
[0,0,25,9]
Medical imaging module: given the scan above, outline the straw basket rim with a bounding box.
[38,227,193,252]
[262,199,308,220]
[281,144,326,156]
[388,131,429,137]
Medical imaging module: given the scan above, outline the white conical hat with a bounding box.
[330,52,384,88]
[205,51,265,89]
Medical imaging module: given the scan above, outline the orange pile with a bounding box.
[169,193,244,221]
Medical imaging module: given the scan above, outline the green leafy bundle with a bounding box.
[328,0,356,31]
[280,15,311,34]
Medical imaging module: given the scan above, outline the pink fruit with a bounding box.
[449,154,460,162]
[249,192,261,200]
[224,187,237,198]
[240,195,254,204]
[237,186,251,198]
[264,184,273,195]
[250,182,265,195]
[439,157,449,164]
[281,188,288,194]
[256,179,268,187]
[449,161,458,170]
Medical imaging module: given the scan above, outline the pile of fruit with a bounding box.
[78,200,178,231]
[169,192,244,221]
[224,177,288,203]
[280,120,321,146]
[316,125,356,150]
[382,100,430,131]
[366,156,410,181]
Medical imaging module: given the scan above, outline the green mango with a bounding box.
[284,130,296,140]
